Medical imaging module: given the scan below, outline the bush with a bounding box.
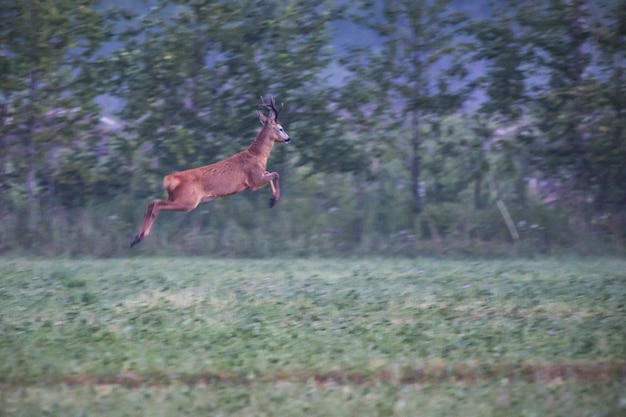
[0,182,624,258]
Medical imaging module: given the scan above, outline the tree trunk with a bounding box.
[25,68,38,202]
[474,174,483,210]
[410,111,422,215]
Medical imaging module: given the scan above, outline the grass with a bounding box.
[0,257,624,416]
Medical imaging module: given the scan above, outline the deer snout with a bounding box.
[285,136,291,143]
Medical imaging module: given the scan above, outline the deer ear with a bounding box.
[257,110,267,125]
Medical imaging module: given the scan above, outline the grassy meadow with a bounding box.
[0,257,624,416]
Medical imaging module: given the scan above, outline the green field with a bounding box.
[1,257,624,416]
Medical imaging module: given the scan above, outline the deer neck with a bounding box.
[247,127,274,161]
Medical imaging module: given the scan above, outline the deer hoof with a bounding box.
[269,196,277,208]
[130,235,142,248]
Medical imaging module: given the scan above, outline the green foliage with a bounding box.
[54,150,97,207]
[0,0,110,199]
[516,0,626,207]
[467,0,529,120]
[588,0,626,207]
[342,0,469,215]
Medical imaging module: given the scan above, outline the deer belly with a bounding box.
[203,181,248,200]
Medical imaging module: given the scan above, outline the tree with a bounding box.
[514,0,626,218]
[342,0,468,222]
[0,0,110,202]
[466,0,532,210]
[588,0,626,208]
[519,1,593,204]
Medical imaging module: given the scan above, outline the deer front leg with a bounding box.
[263,171,280,207]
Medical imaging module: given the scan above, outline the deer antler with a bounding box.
[259,95,283,121]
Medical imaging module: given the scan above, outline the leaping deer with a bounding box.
[130,95,290,247]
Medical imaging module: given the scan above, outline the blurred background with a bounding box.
[1,0,624,257]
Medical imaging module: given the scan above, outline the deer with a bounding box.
[129,95,290,247]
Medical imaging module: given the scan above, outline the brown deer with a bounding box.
[130,95,290,247]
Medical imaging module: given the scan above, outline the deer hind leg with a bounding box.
[130,198,199,247]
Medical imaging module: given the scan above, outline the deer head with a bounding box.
[258,95,290,143]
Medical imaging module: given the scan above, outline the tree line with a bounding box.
[1,0,624,256]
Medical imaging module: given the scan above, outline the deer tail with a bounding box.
[163,174,181,192]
